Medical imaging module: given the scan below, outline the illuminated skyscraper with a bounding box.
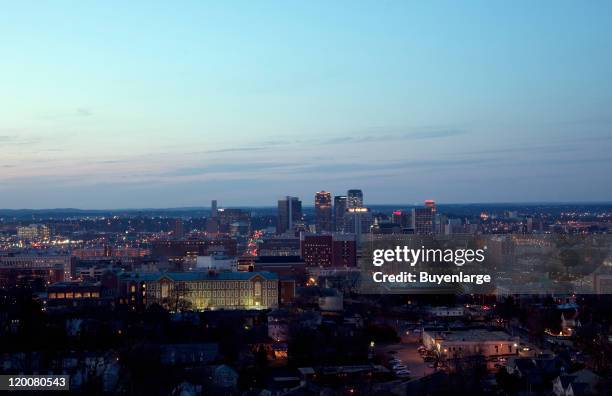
[347,189,363,209]
[424,199,436,215]
[314,191,332,233]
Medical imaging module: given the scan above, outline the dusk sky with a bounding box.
[1,1,611,209]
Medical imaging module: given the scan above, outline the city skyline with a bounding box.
[2,1,612,208]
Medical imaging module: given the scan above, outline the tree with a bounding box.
[559,249,580,280]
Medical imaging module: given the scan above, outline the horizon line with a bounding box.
[2,199,612,212]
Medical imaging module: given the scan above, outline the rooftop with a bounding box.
[428,329,516,342]
[119,270,278,282]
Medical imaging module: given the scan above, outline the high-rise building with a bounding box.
[334,195,347,232]
[412,206,434,235]
[424,199,436,214]
[217,208,251,235]
[299,234,357,267]
[315,191,332,233]
[173,219,184,239]
[16,224,50,241]
[300,234,333,267]
[332,234,357,267]
[347,189,363,209]
[211,200,218,218]
[277,196,302,234]
[343,207,373,239]
[391,210,410,228]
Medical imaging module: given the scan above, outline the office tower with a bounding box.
[391,210,411,228]
[424,200,438,233]
[300,233,357,267]
[526,217,533,233]
[444,218,463,235]
[334,195,347,232]
[347,189,363,209]
[412,206,434,235]
[332,234,357,267]
[314,191,332,233]
[277,196,302,234]
[424,199,436,214]
[300,234,333,267]
[343,207,373,239]
[211,200,218,218]
[173,219,184,239]
[16,224,50,241]
[216,208,251,235]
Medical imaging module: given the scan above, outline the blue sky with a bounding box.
[1,1,611,208]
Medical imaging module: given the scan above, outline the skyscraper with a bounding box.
[315,191,332,233]
[343,207,373,240]
[424,199,436,215]
[347,189,363,209]
[277,196,302,234]
[173,219,184,239]
[334,195,348,232]
[412,201,435,235]
[211,200,218,218]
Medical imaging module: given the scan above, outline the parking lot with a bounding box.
[376,337,436,379]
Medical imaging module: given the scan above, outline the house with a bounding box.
[210,364,239,388]
[182,365,239,392]
[560,308,580,336]
[159,343,219,366]
[552,369,601,396]
[506,356,564,379]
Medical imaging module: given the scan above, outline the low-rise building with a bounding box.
[46,281,112,309]
[422,329,519,359]
[0,253,74,286]
[120,271,279,310]
[428,306,465,318]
